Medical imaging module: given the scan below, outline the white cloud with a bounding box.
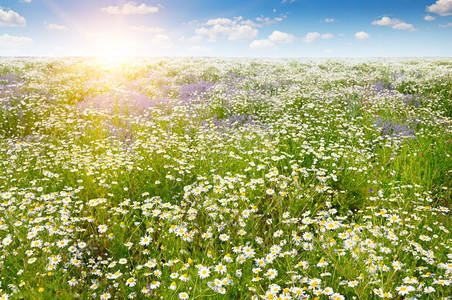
[131,25,165,33]
[248,30,293,50]
[101,6,120,14]
[355,31,370,40]
[255,15,286,25]
[268,30,294,44]
[392,23,416,30]
[302,32,320,43]
[301,32,333,43]
[20,0,32,2]
[249,39,276,50]
[194,27,210,38]
[324,18,336,23]
[439,22,452,27]
[206,18,234,26]
[240,19,261,28]
[0,33,32,48]
[426,0,452,16]
[123,2,159,14]
[228,25,257,40]
[45,23,68,31]
[321,33,334,39]
[101,1,159,15]
[0,8,26,27]
[371,16,416,31]
[372,17,395,26]
[151,34,171,45]
[195,17,258,42]
[424,15,436,21]
[323,49,333,54]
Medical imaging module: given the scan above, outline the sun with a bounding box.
[88,34,132,65]
[102,48,126,64]
[100,40,128,62]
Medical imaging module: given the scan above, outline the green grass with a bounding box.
[0,57,451,300]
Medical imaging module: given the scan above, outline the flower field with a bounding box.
[0,57,451,299]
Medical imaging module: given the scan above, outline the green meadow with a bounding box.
[0,58,451,299]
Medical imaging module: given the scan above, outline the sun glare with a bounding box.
[89,36,133,66]
[102,49,126,65]
[99,43,130,69]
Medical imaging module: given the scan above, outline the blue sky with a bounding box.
[0,0,451,57]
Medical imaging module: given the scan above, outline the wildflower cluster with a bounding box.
[0,57,451,299]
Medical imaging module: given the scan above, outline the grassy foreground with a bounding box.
[0,57,451,299]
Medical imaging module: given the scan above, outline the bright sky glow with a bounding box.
[1,0,451,57]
